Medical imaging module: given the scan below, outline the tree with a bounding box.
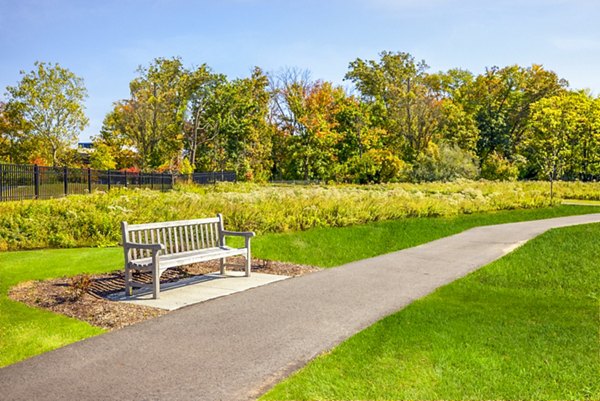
[93,110,136,169]
[345,51,442,162]
[221,68,272,181]
[527,92,581,199]
[183,65,225,169]
[0,102,13,163]
[270,69,347,180]
[333,96,387,162]
[436,99,479,154]
[269,68,312,179]
[427,69,479,154]
[188,67,272,181]
[89,142,116,170]
[463,64,567,171]
[3,62,88,165]
[100,57,190,170]
[566,93,600,180]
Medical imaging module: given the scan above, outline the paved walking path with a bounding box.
[2,214,600,401]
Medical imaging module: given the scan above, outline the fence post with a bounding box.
[87,168,92,193]
[124,171,128,188]
[34,164,40,199]
[63,166,68,196]
[107,170,111,191]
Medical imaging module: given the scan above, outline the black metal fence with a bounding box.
[182,171,237,184]
[0,163,236,202]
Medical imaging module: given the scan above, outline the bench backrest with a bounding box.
[121,214,225,261]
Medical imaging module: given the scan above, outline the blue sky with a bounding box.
[1,0,599,141]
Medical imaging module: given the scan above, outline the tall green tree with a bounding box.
[270,69,348,180]
[464,64,567,173]
[345,51,442,162]
[527,92,581,198]
[222,68,272,181]
[567,93,600,180]
[333,96,386,162]
[100,57,189,170]
[183,65,225,169]
[189,67,272,181]
[427,69,479,154]
[3,61,88,165]
[93,108,133,169]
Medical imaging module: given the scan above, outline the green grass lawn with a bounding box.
[0,248,118,367]
[251,204,600,266]
[261,222,600,400]
[0,204,598,368]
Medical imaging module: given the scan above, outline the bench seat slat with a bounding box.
[129,246,246,270]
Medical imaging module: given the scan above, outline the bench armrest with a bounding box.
[125,242,165,251]
[221,230,256,238]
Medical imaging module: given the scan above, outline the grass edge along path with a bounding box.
[251,204,600,267]
[0,204,599,368]
[261,222,600,400]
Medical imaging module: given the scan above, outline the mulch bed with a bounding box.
[8,257,319,331]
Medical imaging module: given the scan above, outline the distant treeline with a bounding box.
[1,52,599,183]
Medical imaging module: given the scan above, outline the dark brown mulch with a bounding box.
[8,257,319,331]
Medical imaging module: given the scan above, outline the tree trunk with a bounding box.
[304,156,309,181]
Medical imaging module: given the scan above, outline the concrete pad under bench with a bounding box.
[108,271,288,310]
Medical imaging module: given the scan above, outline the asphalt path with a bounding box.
[2,213,600,401]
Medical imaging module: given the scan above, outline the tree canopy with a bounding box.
[2,62,88,165]
[2,53,599,185]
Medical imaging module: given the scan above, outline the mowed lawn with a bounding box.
[262,223,600,400]
[0,248,115,367]
[0,204,598,368]
[252,204,600,266]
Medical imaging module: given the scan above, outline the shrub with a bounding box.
[179,158,194,175]
[411,143,479,182]
[339,149,410,183]
[67,274,92,300]
[481,152,521,181]
[89,143,117,170]
[0,181,565,251]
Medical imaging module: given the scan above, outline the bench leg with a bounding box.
[245,256,251,277]
[245,237,252,277]
[152,268,160,299]
[152,254,161,299]
[220,257,226,275]
[245,251,251,277]
[124,266,132,296]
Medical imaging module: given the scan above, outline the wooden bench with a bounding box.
[121,214,255,299]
